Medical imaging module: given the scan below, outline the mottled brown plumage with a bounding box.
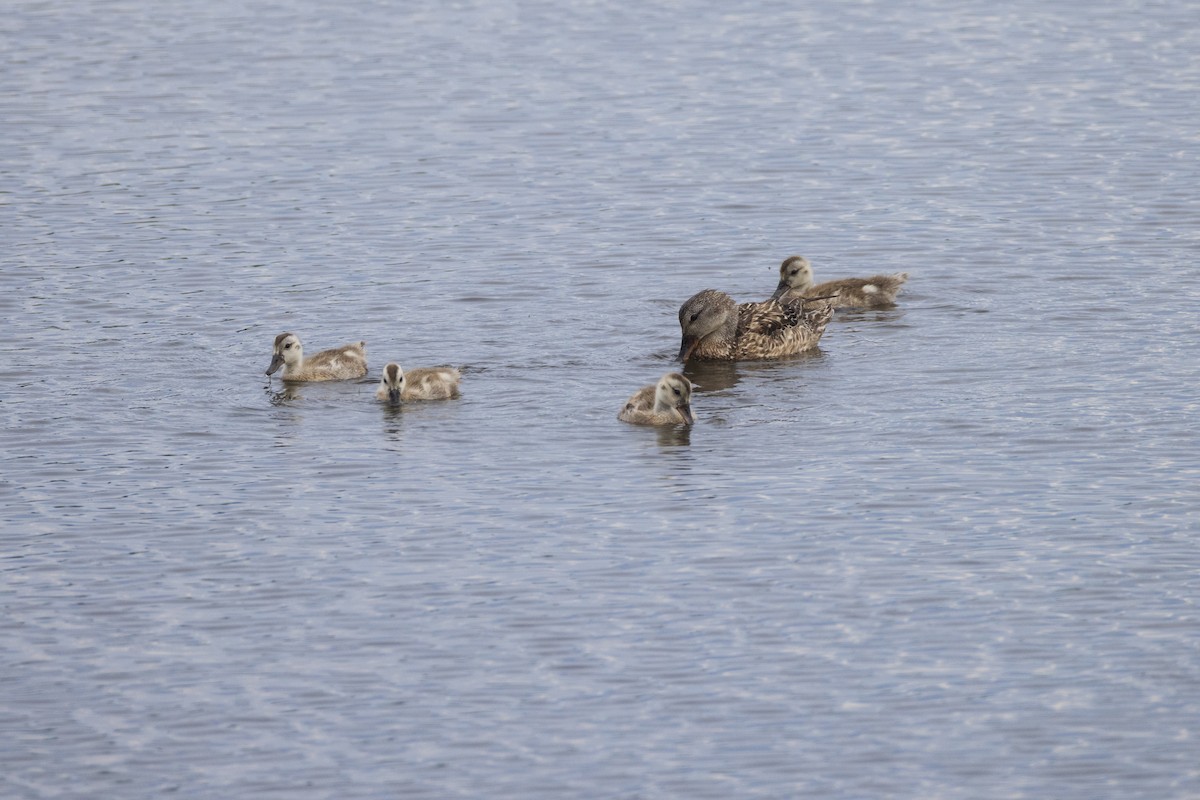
[618,372,695,426]
[375,362,461,403]
[265,332,367,381]
[771,255,908,308]
[677,289,834,361]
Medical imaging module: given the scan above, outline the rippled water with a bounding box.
[3,0,1199,797]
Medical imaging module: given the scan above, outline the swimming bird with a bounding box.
[677,290,834,361]
[375,362,461,403]
[771,255,908,308]
[265,333,367,381]
[618,372,695,426]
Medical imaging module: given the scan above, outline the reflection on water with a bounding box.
[682,360,742,393]
[380,403,405,439]
[265,381,302,405]
[834,307,908,325]
[655,424,692,449]
[682,349,831,395]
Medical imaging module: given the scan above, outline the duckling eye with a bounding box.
[673,388,681,396]
[284,343,293,349]
[689,312,700,322]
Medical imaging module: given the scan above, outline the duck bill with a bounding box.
[677,402,695,425]
[677,335,700,362]
[266,353,284,375]
[769,280,788,301]
[388,387,402,404]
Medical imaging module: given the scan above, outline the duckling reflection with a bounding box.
[677,289,834,362]
[380,402,405,437]
[771,255,908,308]
[265,381,303,406]
[619,372,695,426]
[375,362,461,403]
[655,424,692,448]
[265,333,367,381]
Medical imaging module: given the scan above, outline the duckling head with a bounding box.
[678,289,737,361]
[771,255,814,300]
[656,372,696,424]
[379,362,404,404]
[266,332,302,375]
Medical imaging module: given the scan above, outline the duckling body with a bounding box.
[266,333,367,381]
[375,362,461,403]
[619,372,695,426]
[771,255,908,308]
[677,289,834,361]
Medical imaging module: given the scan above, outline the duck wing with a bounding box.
[735,298,833,358]
[303,342,368,377]
[622,383,657,413]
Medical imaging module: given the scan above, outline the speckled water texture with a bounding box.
[3,1,1198,797]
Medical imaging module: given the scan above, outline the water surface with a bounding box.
[3,1,1199,797]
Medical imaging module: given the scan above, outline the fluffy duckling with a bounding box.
[771,255,908,308]
[618,372,695,426]
[375,362,461,403]
[677,290,834,361]
[265,333,367,381]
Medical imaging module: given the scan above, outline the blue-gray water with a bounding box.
[3,1,1199,797]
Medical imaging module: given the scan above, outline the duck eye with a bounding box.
[689,312,700,322]
[673,388,681,396]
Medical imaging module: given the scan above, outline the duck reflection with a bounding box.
[265,381,302,405]
[836,307,907,325]
[655,425,692,448]
[380,402,405,439]
[682,359,741,394]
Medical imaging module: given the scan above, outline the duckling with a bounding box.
[265,332,367,381]
[771,255,908,308]
[677,289,834,361]
[375,362,461,403]
[618,372,695,426]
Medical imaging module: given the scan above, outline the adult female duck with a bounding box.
[677,290,834,361]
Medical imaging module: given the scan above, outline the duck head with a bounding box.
[656,372,696,424]
[771,255,813,300]
[379,362,405,404]
[266,332,302,375]
[677,289,737,361]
